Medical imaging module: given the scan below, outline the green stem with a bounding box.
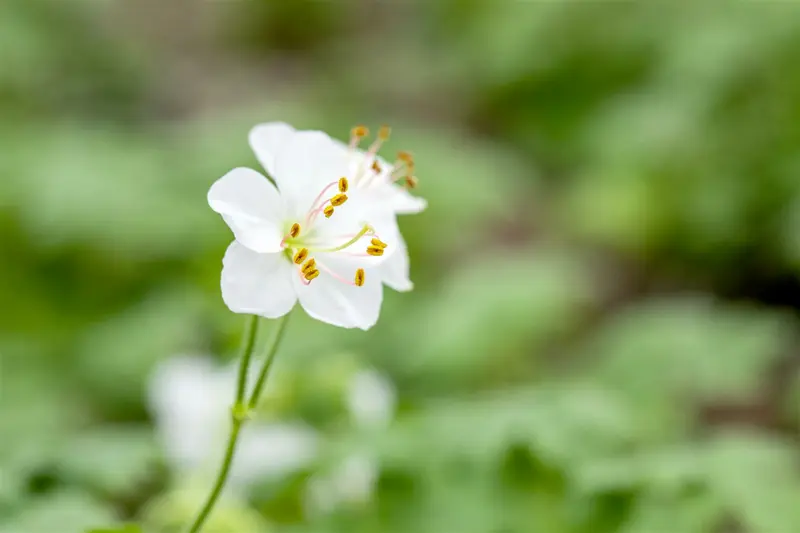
[186,314,259,533]
[235,315,259,405]
[248,313,290,409]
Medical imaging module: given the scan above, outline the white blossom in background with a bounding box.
[347,368,397,429]
[306,368,397,514]
[147,356,318,491]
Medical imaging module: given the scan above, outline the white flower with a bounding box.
[250,122,427,292]
[147,356,318,491]
[347,368,397,429]
[209,124,416,329]
[307,369,397,514]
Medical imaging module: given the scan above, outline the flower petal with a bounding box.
[389,186,428,214]
[221,241,297,318]
[274,130,351,216]
[208,167,286,253]
[375,231,413,292]
[293,256,383,330]
[147,356,230,475]
[230,423,318,487]
[249,122,296,178]
[310,189,398,268]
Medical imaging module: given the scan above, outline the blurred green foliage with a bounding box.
[1,1,799,532]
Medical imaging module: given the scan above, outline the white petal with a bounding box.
[274,130,351,216]
[389,186,427,214]
[147,356,230,475]
[375,231,413,292]
[229,423,318,487]
[347,370,396,428]
[293,256,383,330]
[310,189,397,269]
[249,122,296,178]
[208,167,286,253]
[221,241,297,318]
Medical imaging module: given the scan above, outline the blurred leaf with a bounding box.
[580,297,791,441]
[0,491,116,533]
[397,248,595,388]
[58,426,159,495]
[86,525,142,533]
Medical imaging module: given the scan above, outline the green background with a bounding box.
[2,1,800,532]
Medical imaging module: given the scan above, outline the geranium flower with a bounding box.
[147,356,318,490]
[209,126,403,329]
[249,122,426,292]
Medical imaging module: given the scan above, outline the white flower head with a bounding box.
[306,369,397,515]
[147,355,318,491]
[347,368,397,429]
[209,123,424,329]
[331,124,427,292]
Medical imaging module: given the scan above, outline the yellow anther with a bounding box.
[293,248,308,264]
[289,223,301,238]
[351,125,369,138]
[397,151,414,164]
[371,160,382,173]
[366,246,385,257]
[370,238,388,249]
[378,125,391,141]
[330,194,348,206]
[338,177,349,193]
[323,205,335,218]
[302,258,316,274]
[405,175,418,189]
[354,268,365,287]
[304,269,320,281]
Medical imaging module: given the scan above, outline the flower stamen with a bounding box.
[349,125,369,150]
[323,205,334,218]
[304,269,320,281]
[301,258,316,274]
[354,268,365,287]
[312,224,373,253]
[330,193,348,206]
[289,223,301,238]
[338,177,349,193]
[370,237,388,249]
[293,248,309,264]
[366,246,385,257]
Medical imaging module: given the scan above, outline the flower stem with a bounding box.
[248,313,291,409]
[186,313,289,533]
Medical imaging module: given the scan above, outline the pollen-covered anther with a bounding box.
[370,237,388,249]
[354,268,365,287]
[323,205,335,218]
[366,246,385,257]
[397,151,414,165]
[330,193,348,206]
[378,125,391,141]
[304,269,320,281]
[289,223,301,238]
[338,177,349,193]
[405,175,419,189]
[301,258,316,274]
[371,160,382,174]
[293,248,309,264]
[351,125,369,139]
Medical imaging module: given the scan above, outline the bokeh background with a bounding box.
[2,1,800,532]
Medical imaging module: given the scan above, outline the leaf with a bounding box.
[86,525,142,533]
[58,426,159,495]
[0,491,116,533]
[395,248,596,388]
